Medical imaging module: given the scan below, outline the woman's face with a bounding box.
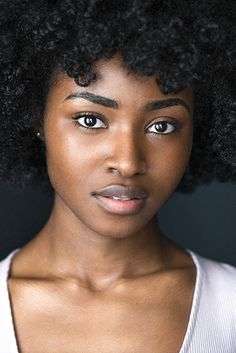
[43,54,193,238]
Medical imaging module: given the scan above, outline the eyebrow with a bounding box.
[64,91,190,113]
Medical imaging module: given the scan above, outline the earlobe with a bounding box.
[34,112,45,142]
[36,130,45,142]
[34,117,44,142]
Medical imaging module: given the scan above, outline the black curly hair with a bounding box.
[0,0,235,196]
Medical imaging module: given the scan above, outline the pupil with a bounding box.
[155,122,167,132]
[85,115,96,126]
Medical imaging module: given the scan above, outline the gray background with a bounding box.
[0,181,235,265]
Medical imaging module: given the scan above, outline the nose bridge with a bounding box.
[105,127,147,176]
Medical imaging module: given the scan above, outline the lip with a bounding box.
[92,184,148,200]
[91,184,148,216]
[93,195,146,215]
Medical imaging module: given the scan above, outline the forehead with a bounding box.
[47,54,193,110]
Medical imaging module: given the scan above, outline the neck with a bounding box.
[26,195,170,291]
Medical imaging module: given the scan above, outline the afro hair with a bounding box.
[0,0,235,195]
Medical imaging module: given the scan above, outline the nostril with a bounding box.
[108,166,146,178]
[105,154,147,177]
[109,168,121,175]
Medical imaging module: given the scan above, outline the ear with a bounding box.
[34,111,45,143]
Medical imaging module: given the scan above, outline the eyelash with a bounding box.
[72,113,182,134]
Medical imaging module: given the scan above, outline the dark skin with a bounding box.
[8,54,196,353]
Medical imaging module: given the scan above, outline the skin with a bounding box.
[8,54,196,353]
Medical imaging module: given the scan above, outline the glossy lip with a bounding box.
[91,184,148,200]
[93,194,146,216]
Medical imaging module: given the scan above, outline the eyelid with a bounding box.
[72,112,107,126]
[72,111,106,121]
[146,116,182,129]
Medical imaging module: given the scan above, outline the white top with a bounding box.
[0,248,236,353]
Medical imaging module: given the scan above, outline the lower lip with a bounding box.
[93,195,146,215]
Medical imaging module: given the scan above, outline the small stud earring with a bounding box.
[36,132,41,138]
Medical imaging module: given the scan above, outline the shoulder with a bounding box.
[184,251,236,352]
[191,251,236,314]
[198,253,236,288]
[0,249,20,278]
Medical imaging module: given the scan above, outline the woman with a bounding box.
[0,1,235,352]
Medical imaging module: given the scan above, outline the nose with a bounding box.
[104,130,148,178]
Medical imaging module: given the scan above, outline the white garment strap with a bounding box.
[0,249,20,353]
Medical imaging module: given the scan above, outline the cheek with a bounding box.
[44,119,96,192]
[149,131,193,196]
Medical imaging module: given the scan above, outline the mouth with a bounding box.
[91,184,148,215]
[93,194,146,215]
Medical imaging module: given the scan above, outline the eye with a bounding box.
[147,120,180,134]
[73,113,106,129]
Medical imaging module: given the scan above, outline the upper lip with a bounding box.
[92,184,148,200]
